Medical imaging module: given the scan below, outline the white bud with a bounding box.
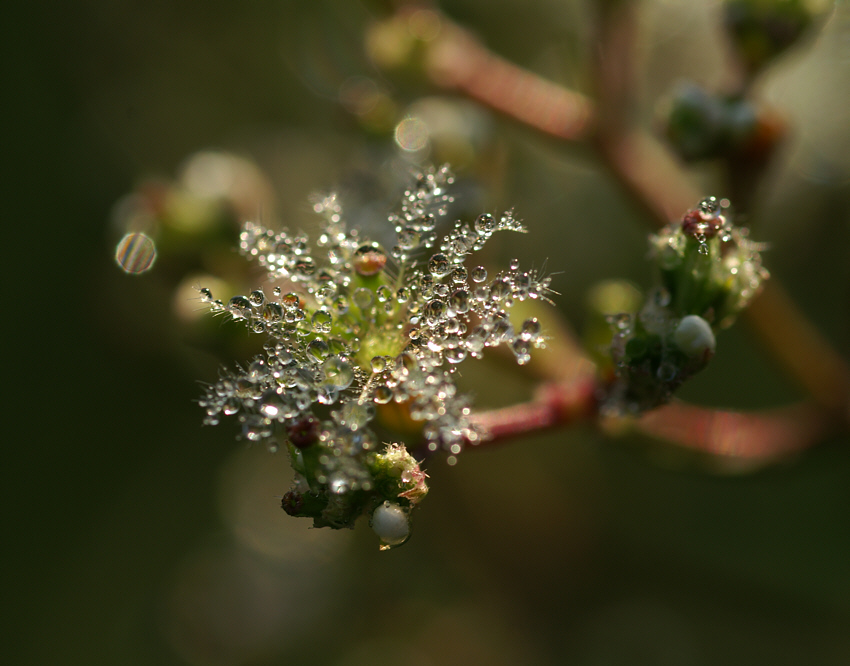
[673,315,715,359]
[370,501,410,547]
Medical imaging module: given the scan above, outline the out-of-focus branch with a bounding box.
[744,283,850,421]
[470,377,598,446]
[635,401,837,461]
[423,15,593,142]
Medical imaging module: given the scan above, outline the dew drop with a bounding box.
[451,266,468,284]
[520,318,541,340]
[370,356,387,373]
[307,338,330,362]
[376,285,393,303]
[398,229,420,250]
[227,295,252,320]
[445,347,467,364]
[448,289,470,315]
[373,385,393,404]
[471,266,487,283]
[322,357,353,390]
[353,243,388,277]
[248,290,265,307]
[263,302,283,322]
[293,257,316,279]
[428,253,451,278]
[509,258,520,271]
[311,310,333,333]
[474,213,496,234]
[353,287,374,310]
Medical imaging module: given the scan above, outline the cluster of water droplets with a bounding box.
[199,164,551,501]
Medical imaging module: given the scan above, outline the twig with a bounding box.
[470,377,598,446]
[635,400,838,461]
[424,16,593,142]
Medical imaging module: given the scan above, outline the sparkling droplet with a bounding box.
[445,347,466,364]
[448,289,469,315]
[451,266,468,284]
[471,266,487,283]
[307,338,330,362]
[428,253,451,278]
[353,243,387,277]
[322,357,353,390]
[373,385,393,404]
[474,213,496,234]
[520,318,541,340]
[370,356,387,373]
[227,295,252,320]
[376,285,393,303]
[311,310,333,333]
[248,290,265,307]
[262,302,283,322]
[509,258,520,270]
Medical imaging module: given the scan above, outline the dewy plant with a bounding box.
[197,165,552,549]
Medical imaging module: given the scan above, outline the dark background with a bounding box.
[5,1,850,664]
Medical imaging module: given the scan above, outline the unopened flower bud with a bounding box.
[673,315,715,361]
[371,501,410,548]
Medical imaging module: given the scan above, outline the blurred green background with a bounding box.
[6,1,850,664]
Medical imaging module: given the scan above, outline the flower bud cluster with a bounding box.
[198,165,550,544]
[604,198,768,414]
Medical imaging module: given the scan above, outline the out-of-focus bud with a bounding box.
[723,0,818,76]
[601,199,768,414]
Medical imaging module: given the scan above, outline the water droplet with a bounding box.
[471,266,487,283]
[282,293,301,309]
[698,196,720,218]
[373,385,393,404]
[474,213,496,234]
[307,338,330,362]
[520,318,541,340]
[227,295,252,320]
[329,473,350,495]
[489,278,511,300]
[512,338,531,364]
[445,347,467,364]
[353,287,374,310]
[697,243,709,255]
[376,285,393,303]
[322,357,353,390]
[199,287,213,302]
[248,290,265,307]
[451,266,468,284]
[398,229,420,250]
[293,256,316,279]
[371,356,387,373]
[263,302,283,322]
[509,258,520,270]
[115,232,156,274]
[311,310,333,333]
[428,253,451,278]
[353,243,387,276]
[396,287,410,304]
[448,289,470,315]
